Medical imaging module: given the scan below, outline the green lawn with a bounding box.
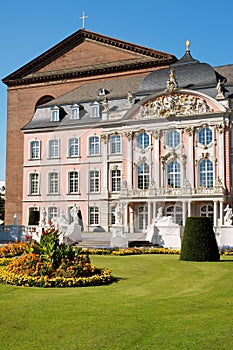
[0,254,233,350]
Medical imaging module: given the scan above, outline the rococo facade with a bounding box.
[3,30,233,232]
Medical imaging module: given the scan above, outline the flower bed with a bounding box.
[0,228,113,288]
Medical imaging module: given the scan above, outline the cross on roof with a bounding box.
[79,11,88,29]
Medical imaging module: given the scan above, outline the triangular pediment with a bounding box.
[126,89,227,120]
[2,29,177,86]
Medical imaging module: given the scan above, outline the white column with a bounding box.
[148,202,152,226]
[129,205,134,233]
[153,135,160,187]
[124,202,129,233]
[188,201,191,217]
[214,201,218,227]
[217,127,225,183]
[125,132,133,190]
[219,201,223,226]
[182,201,186,226]
[101,134,108,198]
[186,129,194,187]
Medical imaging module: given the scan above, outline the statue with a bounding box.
[216,79,225,100]
[70,204,79,224]
[224,205,232,226]
[154,207,163,223]
[115,203,122,225]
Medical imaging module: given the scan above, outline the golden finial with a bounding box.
[185,40,190,52]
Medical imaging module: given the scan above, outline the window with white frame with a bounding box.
[71,104,80,120]
[110,134,121,154]
[199,159,213,187]
[138,205,148,230]
[110,206,116,225]
[49,139,59,158]
[48,172,59,194]
[137,162,150,190]
[68,138,79,157]
[89,206,99,225]
[198,127,213,146]
[89,136,100,155]
[111,169,121,192]
[167,161,181,188]
[166,130,181,148]
[91,102,100,118]
[48,207,58,221]
[68,171,79,194]
[89,170,100,192]
[200,204,214,224]
[166,205,182,225]
[29,173,39,195]
[137,132,150,150]
[50,107,59,122]
[30,140,40,159]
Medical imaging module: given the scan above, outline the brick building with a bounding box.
[2,29,233,233]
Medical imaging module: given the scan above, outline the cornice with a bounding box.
[2,29,177,86]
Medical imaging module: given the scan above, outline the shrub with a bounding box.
[180,217,220,262]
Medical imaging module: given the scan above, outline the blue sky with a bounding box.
[1,0,233,181]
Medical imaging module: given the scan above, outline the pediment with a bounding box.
[3,29,176,86]
[128,90,226,120]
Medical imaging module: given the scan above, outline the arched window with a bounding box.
[48,172,59,194]
[166,130,181,148]
[137,162,150,190]
[49,139,59,158]
[166,205,182,225]
[68,138,79,157]
[138,205,148,230]
[110,134,121,154]
[68,171,79,194]
[48,207,58,221]
[30,140,40,159]
[29,173,39,195]
[167,161,181,188]
[200,205,214,224]
[137,132,150,150]
[200,159,213,187]
[198,127,212,146]
[35,95,54,110]
[89,206,99,225]
[89,136,100,155]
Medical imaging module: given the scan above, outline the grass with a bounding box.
[0,254,233,350]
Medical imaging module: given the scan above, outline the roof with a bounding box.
[139,49,218,93]
[2,29,177,86]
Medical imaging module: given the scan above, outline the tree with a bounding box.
[180,217,220,261]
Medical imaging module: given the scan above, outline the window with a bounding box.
[89,206,99,225]
[200,205,214,224]
[48,207,58,221]
[166,130,181,148]
[110,206,116,225]
[166,205,182,225]
[137,132,150,150]
[89,170,100,192]
[48,172,59,194]
[89,136,100,155]
[110,135,121,154]
[71,104,80,120]
[68,138,79,157]
[91,102,100,118]
[49,139,59,158]
[138,205,148,230]
[167,161,181,188]
[29,173,39,195]
[111,169,121,192]
[50,107,59,122]
[200,159,213,187]
[68,171,79,194]
[198,127,212,146]
[138,162,150,190]
[30,141,40,159]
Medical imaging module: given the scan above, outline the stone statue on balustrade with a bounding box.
[224,205,233,226]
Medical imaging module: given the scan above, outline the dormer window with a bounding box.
[51,106,59,122]
[71,104,80,120]
[91,102,100,118]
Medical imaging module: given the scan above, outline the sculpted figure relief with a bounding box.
[139,93,213,119]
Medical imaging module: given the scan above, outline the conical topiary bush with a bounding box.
[180,217,220,261]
